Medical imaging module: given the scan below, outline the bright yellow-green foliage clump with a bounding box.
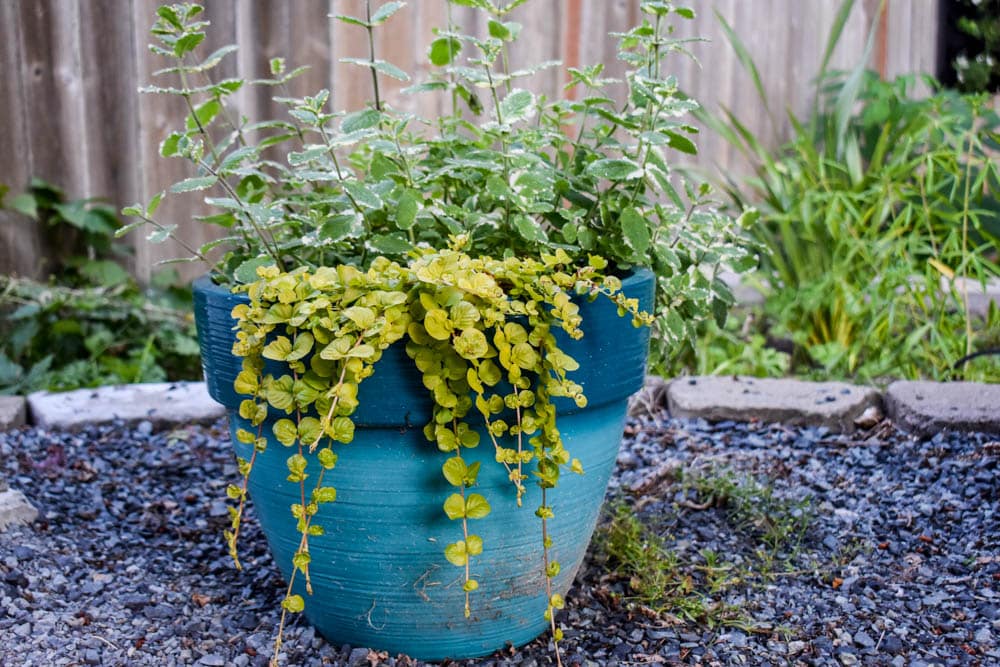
[224,244,650,658]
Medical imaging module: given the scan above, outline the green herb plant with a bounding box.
[131,1,749,663]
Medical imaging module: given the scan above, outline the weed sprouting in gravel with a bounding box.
[594,467,816,627]
[679,466,814,556]
[593,504,746,627]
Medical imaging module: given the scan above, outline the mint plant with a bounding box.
[125,0,752,371]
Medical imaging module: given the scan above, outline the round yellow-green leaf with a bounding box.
[424,309,452,340]
[317,448,338,470]
[297,416,322,444]
[273,418,298,446]
[281,594,305,613]
[443,493,466,520]
[511,342,539,370]
[444,541,467,566]
[262,336,293,361]
[450,301,480,329]
[234,370,259,396]
[442,457,467,487]
[464,493,491,519]
[455,328,489,359]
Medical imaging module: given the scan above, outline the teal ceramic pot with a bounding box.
[192,269,654,661]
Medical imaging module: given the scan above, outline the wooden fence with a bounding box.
[0,0,940,282]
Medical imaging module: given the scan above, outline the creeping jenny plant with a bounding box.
[230,246,649,661]
[128,1,751,663]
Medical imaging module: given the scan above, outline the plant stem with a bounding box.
[541,486,563,667]
[197,159,284,266]
[366,0,383,112]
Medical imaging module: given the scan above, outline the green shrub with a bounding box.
[0,180,201,394]
[701,4,1000,382]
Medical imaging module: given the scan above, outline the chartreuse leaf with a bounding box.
[424,309,452,340]
[281,595,305,613]
[443,493,465,520]
[273,418,298,446]
[444,541,468,566]
[442,457,467,487]
[318,448,338,470]
[313,487,337,503]
[464,493,491,519]
[297,417,322,444]
[292,551,311,573]
[263,336,293,361]
[234,370,258,395]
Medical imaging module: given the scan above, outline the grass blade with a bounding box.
[714,9,774,130]
[812,0,856,123]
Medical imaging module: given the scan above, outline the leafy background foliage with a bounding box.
[947,0,1000,93]
[0,180,201,394]
[664,4,1000,383]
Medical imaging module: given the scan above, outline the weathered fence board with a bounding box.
[0,0,941,282]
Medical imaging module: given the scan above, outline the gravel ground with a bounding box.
[0,412,997,667]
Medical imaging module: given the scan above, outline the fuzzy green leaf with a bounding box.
[370,1,406,25]
[169,175,217,193]
[585,158,643,181]
[619,206,651,255]
[395,189,420,229]
[499,89,535,124]
[428,37,460,66]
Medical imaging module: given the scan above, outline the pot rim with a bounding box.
[192,264,654,297]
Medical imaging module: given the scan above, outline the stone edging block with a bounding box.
[666,376,882,433]
[885,380,1000,436]
[0,395,27,431]
[27,381,226,431]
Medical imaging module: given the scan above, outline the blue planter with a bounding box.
[193,268,654,661]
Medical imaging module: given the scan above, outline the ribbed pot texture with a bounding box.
[192,269,654,661]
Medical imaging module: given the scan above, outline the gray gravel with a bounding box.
[1,412,998,666]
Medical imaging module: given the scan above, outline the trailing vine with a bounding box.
[227,243,649,663]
